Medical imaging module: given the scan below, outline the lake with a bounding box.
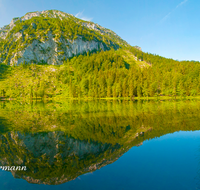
[0,100,200,190]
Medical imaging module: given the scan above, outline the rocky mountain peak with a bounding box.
[0,10,128,66]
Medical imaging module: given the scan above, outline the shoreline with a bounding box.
[1,95,200,102]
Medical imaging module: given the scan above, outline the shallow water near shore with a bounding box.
[0,100,200,190]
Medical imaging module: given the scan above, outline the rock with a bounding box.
[134,46,142,51]
[139,132,144,136]
[9,32,106,66]
[31,23,37,29]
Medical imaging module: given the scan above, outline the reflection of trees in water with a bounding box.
[0,100,200,184]
[1,100,200,138]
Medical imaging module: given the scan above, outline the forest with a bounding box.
[0,45,200,99]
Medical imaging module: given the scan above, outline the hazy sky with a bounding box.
[0,0,198,61]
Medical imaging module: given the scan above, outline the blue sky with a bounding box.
[0,0,199,61]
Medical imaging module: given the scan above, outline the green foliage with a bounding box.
[1,10,200,99]
[1,46,200,99]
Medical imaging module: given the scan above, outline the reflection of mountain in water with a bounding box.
[0,100,200,185]
[0,131,125,185]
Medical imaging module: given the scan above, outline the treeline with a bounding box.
[1,47,200,99]
[57,48,200,98]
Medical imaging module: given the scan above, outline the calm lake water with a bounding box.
[0,100,200,190]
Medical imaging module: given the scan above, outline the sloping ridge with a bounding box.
[0,10,129,66]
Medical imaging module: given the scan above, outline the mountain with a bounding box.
[1,10,200,99]
[0,10,128,66]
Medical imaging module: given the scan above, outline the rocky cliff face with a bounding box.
[0,10,128,65]
[9,32,105,66]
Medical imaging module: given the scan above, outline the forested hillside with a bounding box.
[1,46,200,99]
[0,10,200,99]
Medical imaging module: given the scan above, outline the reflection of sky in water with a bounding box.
[0,131,199,190]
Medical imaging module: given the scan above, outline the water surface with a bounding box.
[0,100,200,190]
